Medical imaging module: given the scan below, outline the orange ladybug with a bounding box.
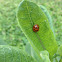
[33,24,39,32]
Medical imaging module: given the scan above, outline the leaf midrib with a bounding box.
[25,1,46,50]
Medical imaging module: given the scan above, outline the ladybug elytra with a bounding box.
[33,24,39,32]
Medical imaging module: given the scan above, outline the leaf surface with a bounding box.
[0,45,37,62]
[57,45,62,56]
[40,5,55,36]
[25,42,41,62]
[17,1,58,59]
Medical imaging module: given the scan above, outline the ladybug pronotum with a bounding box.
[33,24,39,32]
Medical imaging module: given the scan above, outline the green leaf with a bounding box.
[60,59,62,62]
[25,42,41,62]
[40,5,55,37]
[57,45,62,56]
[17,0,58,59]
[0,45,37,62]
[40,50,51,62]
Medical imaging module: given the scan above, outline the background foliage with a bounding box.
[0,0,62,51]
[0,0,62,62]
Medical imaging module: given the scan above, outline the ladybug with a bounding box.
[33,24,39,32]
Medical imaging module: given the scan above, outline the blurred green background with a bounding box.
[0,0,62,49]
